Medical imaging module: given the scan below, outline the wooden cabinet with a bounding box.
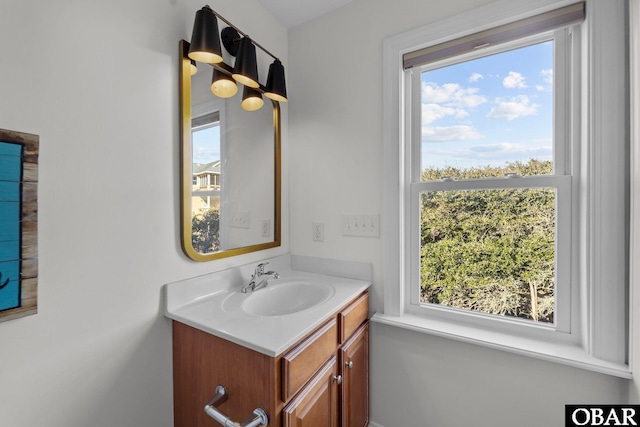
[172,291,369,427]
[340,323,369,427]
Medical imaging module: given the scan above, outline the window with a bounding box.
[376,0,629,377]
[409,32,572,331]
[191,109,223,252]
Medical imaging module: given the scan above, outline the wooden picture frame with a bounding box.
[0,128,38,322]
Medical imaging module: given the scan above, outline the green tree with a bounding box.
[192,208,220,253]
[420,160,555,323]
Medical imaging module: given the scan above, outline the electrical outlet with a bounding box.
[230,211,250,229]
[261,220,270,237]
[342,214,380,237]
[312,222,324,242]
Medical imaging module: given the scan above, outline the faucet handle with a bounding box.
[255,262,269,276]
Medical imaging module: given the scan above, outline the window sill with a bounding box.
[371,312,631,379]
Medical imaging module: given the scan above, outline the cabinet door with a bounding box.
[340,322,369,427]
[283,356,339,427]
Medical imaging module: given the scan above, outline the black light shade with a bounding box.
[188,6,223,64]
[264,59,287,102]
[211,69,238,98]
[189,59,198,76]
[241,87,264,111]
[232,37,260,88]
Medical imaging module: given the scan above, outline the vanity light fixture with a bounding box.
[188,4,288,110]
[211,69,238,98]
[241,86,264,111]
[190,59,198,76]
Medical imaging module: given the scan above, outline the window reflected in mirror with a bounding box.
[191,111,221,253]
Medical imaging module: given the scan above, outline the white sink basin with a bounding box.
[165,267,371,356]
[223,277,334,317]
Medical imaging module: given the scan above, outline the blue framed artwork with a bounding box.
[0,128,38,322]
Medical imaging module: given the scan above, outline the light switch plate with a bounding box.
[230,211,250,229]
[341,214,380,237]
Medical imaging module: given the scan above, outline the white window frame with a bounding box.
[374,0,630,378]
[406,31,574,339]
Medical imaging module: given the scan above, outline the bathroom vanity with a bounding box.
[165,264,371,427]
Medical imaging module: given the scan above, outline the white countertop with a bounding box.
[165,269,371,357]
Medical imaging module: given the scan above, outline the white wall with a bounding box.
[288,0,633,426]
[0,1,288,426]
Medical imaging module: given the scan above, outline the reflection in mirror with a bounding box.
[191,110,222,253]
[180,40,281,261]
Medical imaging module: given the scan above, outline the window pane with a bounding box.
[421,41,553,178]
[192,122,221,253]
[420,187,556,323]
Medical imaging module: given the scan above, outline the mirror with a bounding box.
[179,40,281,261]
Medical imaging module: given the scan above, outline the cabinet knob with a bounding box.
[333,375,342,385]
[345,361,354,369]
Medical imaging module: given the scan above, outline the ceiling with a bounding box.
[256,0,354,28]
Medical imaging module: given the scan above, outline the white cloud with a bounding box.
[469,72,484,83]
[422,82,487,108]
[422,104,470,124]
[460,92,487,108]
[420,82,486,126]
[503,71,528,89]
[454,109,469,119]
[193,146,220,163]
[422,125,483,142]
[469,141,551,157]
[423,139,553,170]
[536,68,553,92]
[486,95,539,121]
[422,104,456,125]
[422,82,460,103]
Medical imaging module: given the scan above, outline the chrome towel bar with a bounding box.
[204,385,269,427]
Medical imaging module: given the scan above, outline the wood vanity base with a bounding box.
[172,291,369,427]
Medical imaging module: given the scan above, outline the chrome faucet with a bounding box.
[241,262,279,293]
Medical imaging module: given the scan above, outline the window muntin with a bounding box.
[408,31,571,329]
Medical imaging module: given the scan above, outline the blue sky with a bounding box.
[192,124,221,164]
[421,41,553,171]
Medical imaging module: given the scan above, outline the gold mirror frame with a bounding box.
[179,40,281,261]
